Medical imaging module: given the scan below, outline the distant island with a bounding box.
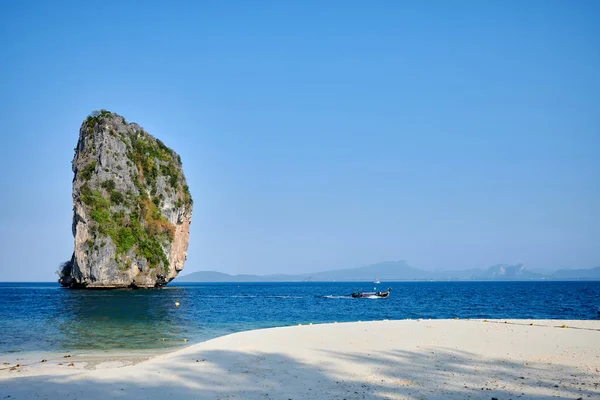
[177,261,600,282]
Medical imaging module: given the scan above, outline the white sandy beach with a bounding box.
[1,319,599,399]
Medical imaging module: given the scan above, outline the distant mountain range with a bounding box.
[177,261,600,282]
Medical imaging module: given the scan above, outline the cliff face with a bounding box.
[59,110,193,288]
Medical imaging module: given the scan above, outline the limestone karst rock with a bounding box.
[58,110,193,288]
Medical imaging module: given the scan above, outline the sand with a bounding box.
[1,319,599,399]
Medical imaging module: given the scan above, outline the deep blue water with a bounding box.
[0,281,599,354]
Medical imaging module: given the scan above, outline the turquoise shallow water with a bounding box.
[0,281,599,354]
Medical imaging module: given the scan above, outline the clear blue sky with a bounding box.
[1,1,599,281]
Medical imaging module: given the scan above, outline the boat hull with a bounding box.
[351,291,390,298]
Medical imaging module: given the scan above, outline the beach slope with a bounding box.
[1,319,599,399]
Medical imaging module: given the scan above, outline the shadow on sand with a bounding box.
[1,344,598,399]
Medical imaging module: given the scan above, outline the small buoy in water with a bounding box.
[184,339,188,342]
[162,338,165,341]
[175,302,180,307]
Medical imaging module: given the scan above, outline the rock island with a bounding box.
[59,110,193,288]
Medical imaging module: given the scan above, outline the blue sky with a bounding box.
[0,1,599,281]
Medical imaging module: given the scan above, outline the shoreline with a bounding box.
[2,318,598,357]
[1,319,599,371]
[1,319,599,399]
[0,348,173,373]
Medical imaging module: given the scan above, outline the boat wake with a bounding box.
[200,294,305,299]
[320,294,388,299]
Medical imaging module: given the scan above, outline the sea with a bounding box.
[1,281,599,355]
